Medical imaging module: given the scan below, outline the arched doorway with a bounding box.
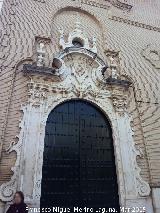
[40,100,119,211]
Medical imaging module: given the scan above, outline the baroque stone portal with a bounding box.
[0,23,151,212]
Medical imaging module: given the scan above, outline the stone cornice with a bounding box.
[110,16,160,33]
[150,183,160,188]
[106,76,132,88]
[23,64,56,76]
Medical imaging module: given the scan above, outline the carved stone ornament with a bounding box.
[0,113,25,202]
[33,0,45,3]
[27,48,109,105]
[59,17,97,53]
[142,44,160,69]
[0,42,151,208]
[111,86,128,116]
[127,116,151,197]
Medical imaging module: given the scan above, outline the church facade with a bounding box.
[0,0,160,212]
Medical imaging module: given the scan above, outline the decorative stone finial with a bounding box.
[37,42,45,67]
[59,28,65,49]
[91,37,97,54]
[109,56,119,79]
[58,15,97,53]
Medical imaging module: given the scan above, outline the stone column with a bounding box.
[19,104,43,204]
[152,188,160,213]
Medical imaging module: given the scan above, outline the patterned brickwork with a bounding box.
[0,0,160,188]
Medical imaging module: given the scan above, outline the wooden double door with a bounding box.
[41,100,119,212]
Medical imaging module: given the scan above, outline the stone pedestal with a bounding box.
[152,188,160,213]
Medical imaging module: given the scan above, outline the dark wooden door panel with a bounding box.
[41,100,119,211]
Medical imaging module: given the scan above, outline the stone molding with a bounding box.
[35,0,132,11]
[78,0,132,11]
[150,183,160,188]
[80,0,110,10]
[33,0,45,3]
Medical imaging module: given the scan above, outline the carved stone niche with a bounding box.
[0,46,153,212]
